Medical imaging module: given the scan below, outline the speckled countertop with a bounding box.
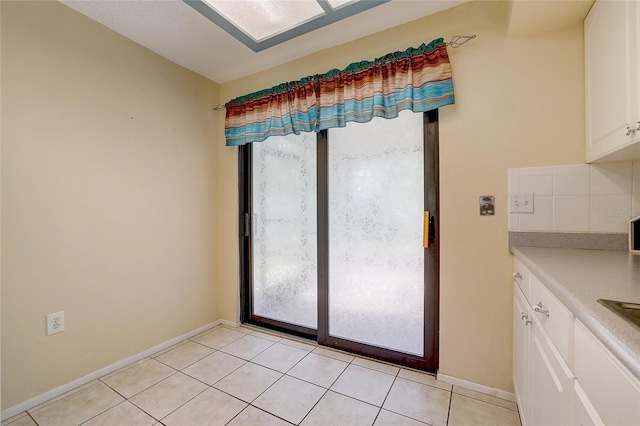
[512,246,640,381]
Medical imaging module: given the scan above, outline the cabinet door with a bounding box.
[585,0,640,162]
[530,321,573,426]
[571,380,604,426]
[574,320,640,425]
[513,284,531,424]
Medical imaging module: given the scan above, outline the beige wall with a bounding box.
[218,0,585,391]
[1,1,220,409]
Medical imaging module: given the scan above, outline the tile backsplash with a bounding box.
[509,162,640,233]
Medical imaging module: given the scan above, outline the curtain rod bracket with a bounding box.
[447,34,476,48]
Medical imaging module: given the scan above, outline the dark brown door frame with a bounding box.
[239,110,440,372]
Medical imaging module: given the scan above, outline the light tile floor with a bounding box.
[3,326,521,426]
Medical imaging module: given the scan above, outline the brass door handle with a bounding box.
[423,212,435,248]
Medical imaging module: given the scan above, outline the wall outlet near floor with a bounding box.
[509,193,534,213]
[47,311,65,335]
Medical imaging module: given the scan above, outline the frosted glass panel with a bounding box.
[252,133,317,329]
[328,110,424,356]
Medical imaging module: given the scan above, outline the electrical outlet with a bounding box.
[509,193,535,213]
[47,311,65,335]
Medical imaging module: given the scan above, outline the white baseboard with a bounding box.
[1,320,223,421]
[219,319,240,328]
[437,373,517,402]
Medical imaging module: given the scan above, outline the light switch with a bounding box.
[509,194,519,213]
[520,193,534,213]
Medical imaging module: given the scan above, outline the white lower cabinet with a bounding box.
[513,285,531,425]
[513,257,640,426]
[513,282,572,426]
[573,320,640,425]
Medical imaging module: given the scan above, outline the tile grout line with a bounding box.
[76,400,148,426]
[317,364,397,417]
[26,380,106,416]
[450,387,519,412]
[203,347,295,420]
[371,372,400,426]
[244,405,296,425]
[370,407,383,426]
[98,357,157,382]
[188,327,247,349]
[100,365,180,401]
[163,331,304,420]
[27,412,39,426]
[292,346,359,424]
[135,342,252,424]
[377,378,451,425]
[152,383,211,425]
[124,398,161,425]
[145,338,253,424]
[152,349,216,372]
[446,388,454,426]
[295,386,330,425]
[7,411,41,426]
[98,370,186,424]
[211,362,282,405]
[244,347,328,423]
[216,334,277,360]
[225,402,293,426]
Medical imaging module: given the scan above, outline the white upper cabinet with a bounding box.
[585,0,640,162]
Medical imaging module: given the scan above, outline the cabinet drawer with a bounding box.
[574,320,640,425]
[529,274,572,363]
[513,257,530,299]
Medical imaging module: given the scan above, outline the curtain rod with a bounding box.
[212,34,475,112]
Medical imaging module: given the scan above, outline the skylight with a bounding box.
[184,0,390,52]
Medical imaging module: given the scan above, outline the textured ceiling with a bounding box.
[60,0,471,84]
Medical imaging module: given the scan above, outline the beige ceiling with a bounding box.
[59,0,594,84]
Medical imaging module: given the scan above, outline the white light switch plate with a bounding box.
[509,193,534,213]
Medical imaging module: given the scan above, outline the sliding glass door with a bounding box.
[324,111,425,356]
[247,133,318,334]
[240,110,439,370]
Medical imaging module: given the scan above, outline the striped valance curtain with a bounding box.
[224,38,455,146]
